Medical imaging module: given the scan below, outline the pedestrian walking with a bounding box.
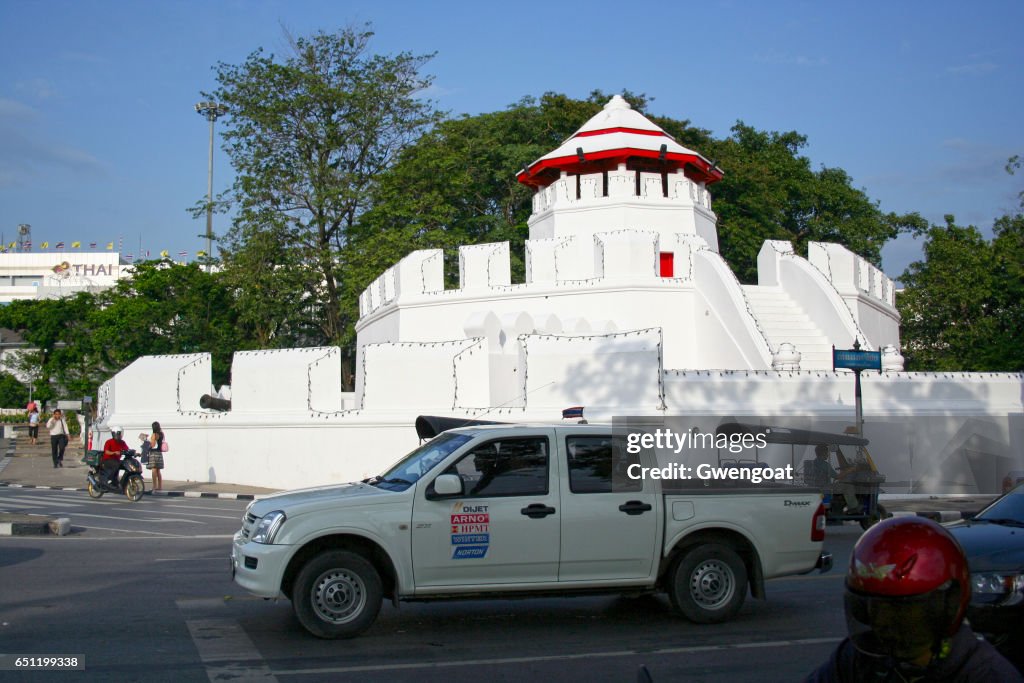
[27,406,40,445]
[46,408,70,468]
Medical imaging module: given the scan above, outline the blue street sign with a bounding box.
[833,348,882,371]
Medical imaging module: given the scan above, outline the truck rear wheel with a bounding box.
[293,550,382,639]
[668,543,747,623]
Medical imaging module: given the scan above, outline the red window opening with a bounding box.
[659,252,674,277]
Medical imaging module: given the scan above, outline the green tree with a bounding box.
[1008,154,1023,211]
[220,225,319,349]
[0,293,97,403]
[0,262,244,401]
[897,215,1024,371]
[0,372,29,408]
[89,261,243,388]
[208,25,443,386]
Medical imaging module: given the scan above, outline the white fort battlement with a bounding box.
[96,96,1021,493]
[356,230,898,373]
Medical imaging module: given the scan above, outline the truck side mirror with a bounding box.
[432,474,463,497]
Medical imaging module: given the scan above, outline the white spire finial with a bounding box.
[604,95,631,111]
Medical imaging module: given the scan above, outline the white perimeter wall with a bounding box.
[101,343,1022,493]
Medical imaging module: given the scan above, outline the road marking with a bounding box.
[145,510,241,520]
[0,494,85,506]
[156,557,226,562]
[270,636,843,676]
[3,533,236,541]
[164,503,249,512]
[186,618,277,683]
[71,524,184,536]
[39,511,206,524]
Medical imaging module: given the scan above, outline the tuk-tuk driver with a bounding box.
[813,444,860,514]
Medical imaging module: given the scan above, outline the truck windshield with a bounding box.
[370,432,473,492]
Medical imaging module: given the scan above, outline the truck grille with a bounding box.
[240,512,258,541]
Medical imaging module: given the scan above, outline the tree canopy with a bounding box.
[209,25,443,385]
[897,213,1024,371]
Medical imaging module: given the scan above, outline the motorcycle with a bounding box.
[85,449,146,501]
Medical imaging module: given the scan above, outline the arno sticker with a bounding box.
[450,501,490,559]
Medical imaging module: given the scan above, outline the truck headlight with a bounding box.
[971,572,1024,606]
[250,510,286,545]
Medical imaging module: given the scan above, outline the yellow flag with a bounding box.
[197,250,207,257]
[160,249,169,259]
[106,242,114,250]
[41,241,49,249]
[7,242,14,249]
[72,241,81,248]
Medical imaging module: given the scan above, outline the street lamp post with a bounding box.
[194,101,228,269]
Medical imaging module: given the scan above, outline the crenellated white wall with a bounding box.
[807,242,900,347]
[758,241,870,349]
[101,348,1023,493]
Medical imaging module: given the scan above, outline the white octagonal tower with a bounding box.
[521,95,722,276]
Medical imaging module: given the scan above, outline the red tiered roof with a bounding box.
[517,95,722,190]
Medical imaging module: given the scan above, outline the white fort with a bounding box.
[101,97,1022,492]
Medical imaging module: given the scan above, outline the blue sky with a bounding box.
[1,0,1021,278]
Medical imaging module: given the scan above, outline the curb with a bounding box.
[0,481,257,501]
[0,514,71,536]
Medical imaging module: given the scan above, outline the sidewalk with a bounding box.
[0,435,277,500]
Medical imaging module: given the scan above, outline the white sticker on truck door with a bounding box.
[450,501,490,559]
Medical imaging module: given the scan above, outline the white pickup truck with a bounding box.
[231,423,832,638]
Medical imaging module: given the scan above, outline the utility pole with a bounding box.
[194,101,228,271]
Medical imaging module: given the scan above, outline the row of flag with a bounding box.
[121,250,207,263]
[0,242,207,260]
[4,241,114,251]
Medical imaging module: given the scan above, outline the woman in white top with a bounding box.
[27,407,40,445]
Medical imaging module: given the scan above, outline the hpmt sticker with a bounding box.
[450,502,490,559]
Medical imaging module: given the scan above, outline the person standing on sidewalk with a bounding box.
[141,421,165,492]
[46,408,70,468]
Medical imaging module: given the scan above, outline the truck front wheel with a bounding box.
[293,550,383,638]
[668,543,747,623]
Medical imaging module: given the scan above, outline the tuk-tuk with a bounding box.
[714,422,887,529]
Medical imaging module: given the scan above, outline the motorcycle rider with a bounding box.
[805,516,1021,682]
[100,426,129,489]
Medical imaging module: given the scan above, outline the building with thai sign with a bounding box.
[0,252,126,303]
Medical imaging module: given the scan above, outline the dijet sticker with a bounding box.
[450,501,490,559]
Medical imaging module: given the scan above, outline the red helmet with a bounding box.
[844,517,970,660]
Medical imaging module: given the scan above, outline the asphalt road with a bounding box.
[0,487,860,682]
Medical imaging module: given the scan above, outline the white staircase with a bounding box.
[741,286,834,370]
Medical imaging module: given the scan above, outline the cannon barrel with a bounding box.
[199,394,232,412]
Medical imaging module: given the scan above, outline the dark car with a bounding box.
[947,482,1024,672]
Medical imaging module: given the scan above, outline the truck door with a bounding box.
[557,434,660,582]
[411,432,560,588]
